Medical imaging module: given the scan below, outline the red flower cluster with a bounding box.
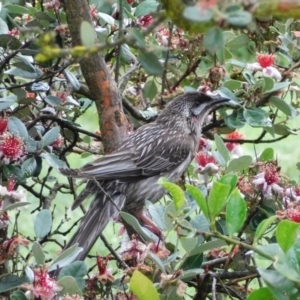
[0,134,25,164]
[257,53,275,68]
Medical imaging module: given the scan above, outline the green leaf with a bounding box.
[127,28,146,47]
[134,1,159,17]
[243,108,272,127]
[159,178,185,210]
[181,252,204,271]
[263,76,274,91]
[223,80,242,90]
[42,126,60,147]
[226,155,252,173]
[120,212,154,242]
[258,268,298,299]
[44,95,62,106]
[224,109,246,129]
[187,239,227,257]
[138,52,163,76]
[218,86,240,102]
[147,203,166,231]
[254,216,277,244]
[40,153,67,169]
[180,236,198,252]
[208,181,231,220]
[226,34,250,50]
[97,12,115,25]
[218,174,238,194]
[5,4,29,14]
[214,134,229,163]
[0,275,29,293]
[58,261,87,291]
[143,79,158,101]
[5,67,43,79]
[183,6,213,22]
[57,276,82,296]
[49,244,83,272]
[0,18,8,34]
[32,241,45,265]
[63,69,80,91]
[0,95,17,111]
[276,220,299,252]
[203,27,224,54]
[130,271,159,300]
[179,268,204,281]
[265,81,291,93]
[34,209,52,239]
[247,287,275,300]
[80,21,94,48]
[227,10,252,27]
[8,116,28,140]
[274,124,295,136]
[259,148,274,161]
[185,184,209,220]
[0,34,22,50]
[226,188,247,235]
[120,44,135,64]
[27,82,49,92]
[274,251,300,283]
[21,158,37,177]
[10,290,28,300]
[269,96,297,117]
[2,202,30,213]
[147,252,166,273]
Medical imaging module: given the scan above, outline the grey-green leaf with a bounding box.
[34,209,52,239]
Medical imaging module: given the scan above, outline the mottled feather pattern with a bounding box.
[60,92,233,260]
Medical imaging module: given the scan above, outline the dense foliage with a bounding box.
[0,0,300,299]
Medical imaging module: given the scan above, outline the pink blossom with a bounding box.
[246,53,282,81]
[0,134,25,164]
[137,15,153,27]
[24,267,62,300]
[195,152,218,175]
[252,163,283,198]
[225,131,244,157]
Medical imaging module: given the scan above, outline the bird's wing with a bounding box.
[60,124,195,180]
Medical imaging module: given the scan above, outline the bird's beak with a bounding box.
[211,96,240,108]
[192,95,240,116]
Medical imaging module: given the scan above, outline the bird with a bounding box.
[60,92,237,260]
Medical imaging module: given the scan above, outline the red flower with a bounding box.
[96,256,114,284]
[7,176,15,192]
[51,135,63,148]
[0,118,8,135]
[137,15,153,27]
[225,131,244,155]
[252,163,283,198]
[0,134,25,163]
[195,152,216,167]
[257,53,275,68]
[195,152,218,175]
[287,208,300,223]
[0,236,29,264]
[89,4,98,19]
[22,267,62,300]
[198,137,212,152]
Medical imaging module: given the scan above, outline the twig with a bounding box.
[26,115,102,140]
[100,233,128,269]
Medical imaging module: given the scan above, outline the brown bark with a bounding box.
[63,0,128,152]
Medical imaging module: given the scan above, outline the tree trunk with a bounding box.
[63,0,128,152]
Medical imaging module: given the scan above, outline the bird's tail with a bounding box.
[65,183,126,261]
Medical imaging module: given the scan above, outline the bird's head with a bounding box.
[157,92,239,135]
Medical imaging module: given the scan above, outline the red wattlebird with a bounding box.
[60,92,237,260]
